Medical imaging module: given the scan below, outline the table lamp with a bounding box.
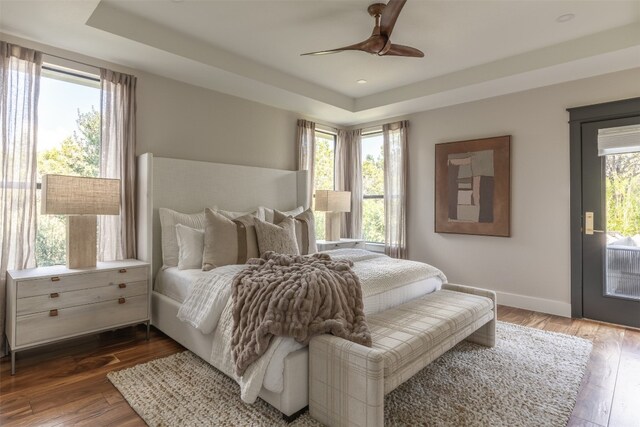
[315,190,351,241]
[41,174,120,269]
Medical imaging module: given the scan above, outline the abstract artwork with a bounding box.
[435,136,510,237]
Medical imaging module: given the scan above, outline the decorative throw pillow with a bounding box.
[273,208,317,255]
[159,208,209,268]
[175,224,205,270]
[256,206,304,223]
[202,208,259,271]
[254,217,300,256]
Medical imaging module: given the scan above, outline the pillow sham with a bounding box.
[202,208,259,271]
[256,206,304,223]
[175,224,205,270]
[159,208,208,268]
[254,217,300,256]
[273,208,317,255]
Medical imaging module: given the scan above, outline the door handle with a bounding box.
[584,212,605,235]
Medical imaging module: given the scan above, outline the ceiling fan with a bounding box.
[301,0,424,58]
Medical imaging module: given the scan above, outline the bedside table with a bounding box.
[317,238,366,251]
[5,259,150,375]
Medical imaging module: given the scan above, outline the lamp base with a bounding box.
[67,216,97,269]
[324,212,342,242]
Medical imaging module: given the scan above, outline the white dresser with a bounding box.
[5,259,150,374]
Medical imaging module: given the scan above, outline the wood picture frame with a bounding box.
[435,135,511,237]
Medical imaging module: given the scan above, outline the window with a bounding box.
[36,65,101,266]
[362,132,384,243]
[313,130,336,239]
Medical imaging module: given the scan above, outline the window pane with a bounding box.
[362,132,384,243]
[362,198,384,243]
[362,133,384,196]
[313,131,335,239]
[36,72,100,266]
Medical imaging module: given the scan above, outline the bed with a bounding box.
[136,153,446,418]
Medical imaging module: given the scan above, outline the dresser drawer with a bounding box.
[16,281,148,316]
[15,294,148,347]
[16,266,148,298]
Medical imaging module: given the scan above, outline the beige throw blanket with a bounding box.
[232,251,372,376]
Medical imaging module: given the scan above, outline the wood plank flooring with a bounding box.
[1,306,638,426]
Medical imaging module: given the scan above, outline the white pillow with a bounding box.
[216,208,254,219]
[175,224,205,270]
[256,206,304,223]
[159,208,209,268]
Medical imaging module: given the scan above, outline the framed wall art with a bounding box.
[435,135,511,237]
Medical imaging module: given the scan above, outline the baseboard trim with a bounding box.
[495,291,572,318]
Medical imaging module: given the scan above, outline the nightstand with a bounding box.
[5,259,150,375]
[317,238,366,251]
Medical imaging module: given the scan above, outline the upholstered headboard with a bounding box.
[136,153,309,280]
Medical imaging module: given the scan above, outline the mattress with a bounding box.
[155,267,442,313]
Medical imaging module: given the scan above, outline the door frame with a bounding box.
[568,97,640,318]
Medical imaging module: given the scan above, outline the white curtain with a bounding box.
[99,69,137,261]
[297,119,316,209]
[335,129,362,238]
[0,42,42,355]
[383,121,409,259]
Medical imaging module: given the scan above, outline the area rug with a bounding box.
[107,322,592,426]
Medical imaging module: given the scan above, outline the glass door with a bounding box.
[582,117,640,327]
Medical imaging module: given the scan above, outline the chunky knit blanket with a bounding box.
[231,251,372,376]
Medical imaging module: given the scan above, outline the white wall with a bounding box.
[356,68,640,316]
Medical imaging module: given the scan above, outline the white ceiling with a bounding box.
[1,0,639,125]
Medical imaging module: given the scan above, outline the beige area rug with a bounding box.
[108,322,592,426]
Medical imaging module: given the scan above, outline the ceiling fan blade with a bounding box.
[381,43,424,57]
[379,0,407,38]
[301,36,386,56]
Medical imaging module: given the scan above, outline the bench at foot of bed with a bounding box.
[309,283,496,427]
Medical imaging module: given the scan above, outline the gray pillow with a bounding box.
[273,208,317,255]
[254,217,300,256]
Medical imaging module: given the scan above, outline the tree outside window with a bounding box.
[313,131,335,239]
[362,133,384,243]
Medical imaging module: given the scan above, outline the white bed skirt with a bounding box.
[151,291,309,416]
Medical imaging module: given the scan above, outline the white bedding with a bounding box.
[155,250,446,400]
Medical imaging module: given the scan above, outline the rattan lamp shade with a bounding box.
[314,190,351,213]
[41,175,120,215]
[41,175,121,269]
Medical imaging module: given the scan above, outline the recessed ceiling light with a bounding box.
[357,79,367,84]
[556,13,575,23]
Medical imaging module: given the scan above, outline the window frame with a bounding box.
[361,130,385,244]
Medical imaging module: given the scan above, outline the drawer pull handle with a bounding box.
[118,283,127,289]
[50,292,59,298]
[119,268,127,273]
[49,309,58,317]
[118,297,126,304]
[51,276,60,282]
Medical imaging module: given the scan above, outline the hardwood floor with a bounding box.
[1,306,638,426]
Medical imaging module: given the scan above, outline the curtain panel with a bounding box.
[335,129,363,238]
[0,42,42,355]
[383,121,409,259]
[99,69,137,261]
[297,119,316,209]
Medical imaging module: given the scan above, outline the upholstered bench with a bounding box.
[309,283,496,427]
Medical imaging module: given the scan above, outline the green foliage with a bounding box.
[36,108,101,266]
[606,153,640,236]
[606,152,640,236]
[362,144,384,243]
[313,135,335,239]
